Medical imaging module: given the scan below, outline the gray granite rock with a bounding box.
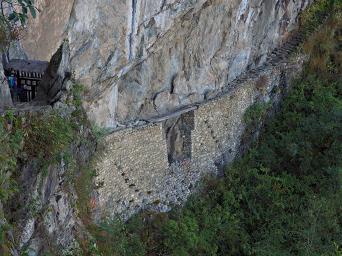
[21,0,313,128]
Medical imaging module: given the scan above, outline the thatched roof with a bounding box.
[5,59,49,74]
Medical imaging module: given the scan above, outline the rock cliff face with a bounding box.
[1,1,317,253]
[0,62,12,109]
[21,0,312,128]
[0,107,97,255]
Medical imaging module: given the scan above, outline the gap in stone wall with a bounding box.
[164,110,195,165]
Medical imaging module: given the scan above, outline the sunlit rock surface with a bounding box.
[0,62,13,109]
[22,0,311,128]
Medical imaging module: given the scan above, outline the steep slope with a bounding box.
[2,1,337,255]
[22,0,312,127]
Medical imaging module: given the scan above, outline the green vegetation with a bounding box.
[0,0,37,50]
[71,83,86,116]
[1,111,74,172]
[0,110,76,201]
[23,113,74,170]
[75,165,96,225]
[0,0,37,24]
[89,1,342,255]
[0,83,95,254]
[243,102,271,127]
[0,111,21,201]
[0,1,38,247]
[0,110,76,254]
[0,0,341,255]
[90,218,146,256]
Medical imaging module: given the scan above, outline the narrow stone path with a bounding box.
[3,13,328,128]
[140,13,329,127]
[0,101,52,114]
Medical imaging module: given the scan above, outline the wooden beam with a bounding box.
[146,106,198,123]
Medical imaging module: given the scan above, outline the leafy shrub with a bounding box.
[156,60,342,256]
[23,112,74,162]
[0,110,75,200]
[243,102,271,127]
[0,111,22,201]
[0,0,38,50]
[90,2,342,255]
[300,0,332,28]
[91,218,146,256]
[303,1,341,72]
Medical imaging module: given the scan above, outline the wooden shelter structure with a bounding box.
[4,59,49,102]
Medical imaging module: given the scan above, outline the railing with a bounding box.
[13,85,37,102]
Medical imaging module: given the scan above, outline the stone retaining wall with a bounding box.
[191,83,256,172]
[94,124,169,217]
[93,59,304,219]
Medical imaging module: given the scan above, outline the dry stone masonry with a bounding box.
[16,0,327,219]
[94,124,169,217]
[191,82,255,171]
[93,57,304,219]
[91,2,329,217]
[3,1,332,254]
